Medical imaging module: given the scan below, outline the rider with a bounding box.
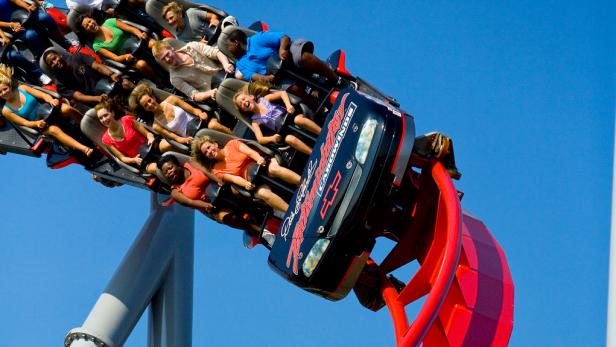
[158,154,262,232]
[151,39,234,102]
[161,1,221,42]
[191,134,300,212]
[43,50,134,105]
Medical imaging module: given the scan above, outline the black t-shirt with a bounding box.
[56,53,100,99]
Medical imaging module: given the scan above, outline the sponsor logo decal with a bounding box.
[284,94,357,275]
[319,170,342,219]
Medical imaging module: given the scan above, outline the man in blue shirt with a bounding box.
[227,30,338,86]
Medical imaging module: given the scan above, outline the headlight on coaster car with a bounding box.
[355,119,378,165]
[302,238,331,277]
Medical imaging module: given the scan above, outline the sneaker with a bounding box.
[261,230,276,247]
[221,16,238,29]
[39,73,52,85]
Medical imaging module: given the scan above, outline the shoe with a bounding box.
[39,74,52,85]
[221,16,238,28]
[261,230,276,248]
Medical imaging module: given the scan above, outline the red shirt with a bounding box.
[175,162,210,201]
[212,139,253,180]
[102,115,146,158]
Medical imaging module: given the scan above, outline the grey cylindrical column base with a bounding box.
[66,194,195,347]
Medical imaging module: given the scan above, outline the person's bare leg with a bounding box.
[294,114,321,134]
[45,125,92,156]
[60,103,83,123]
[158,139,172,152]
[301,52,338,85]
[145,162,157,174]
[267,158,300,185]
[286,84,318,110]
[255,185,288,212]
[135,60,164,86]
[216,209,251,230]
[207,118,233,135]
[285,134,311,155]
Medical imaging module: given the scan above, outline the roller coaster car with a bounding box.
[268,87,416,300]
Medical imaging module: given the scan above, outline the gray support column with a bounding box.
[65,194,195,347]
[608,114,616,347]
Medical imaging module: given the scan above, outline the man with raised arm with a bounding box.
[152,40,234,103]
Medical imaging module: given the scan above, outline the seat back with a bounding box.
[216,25,255,63]
[66,8,90,33]
[155,150,190,186]
[216,78,250,127]
[39,47,67,82]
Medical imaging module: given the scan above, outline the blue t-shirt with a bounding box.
[0,0,16,22]
[236,31,284,81]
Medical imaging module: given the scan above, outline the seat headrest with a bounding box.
[155,151,190,186]
[81,108,106,150]
[67,8,91,33]
[39,47,69,82]
[216,78,251,127]
[216,25,255,63]
[194,128,236,146]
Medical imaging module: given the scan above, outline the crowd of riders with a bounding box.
[0,0,355,245]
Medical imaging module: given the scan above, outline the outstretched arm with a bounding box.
[223,173,253,190]
[215,51,234,73]
[166,95,209,120]
[2,106,45,129]
[96,48,133,63]
[116,19,148,40]
[251,121,280,145]
[171,189,213,212]
[91,61,117,79]
[263,90,294,113]
[132,119,156,144]
[107,144,141,165]
[10,0,36,11]
[237,141,266,165]
[20,85,58,106]
[152,121,192,144]
[278,35,291,60]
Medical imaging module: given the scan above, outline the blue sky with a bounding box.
[0,1,614,346]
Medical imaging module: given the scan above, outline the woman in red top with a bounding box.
[191,135,300,212]
[96,101,171,174]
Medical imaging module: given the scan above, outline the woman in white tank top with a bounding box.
[129,83,233,145]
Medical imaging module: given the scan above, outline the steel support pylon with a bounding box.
[64,194,195,347]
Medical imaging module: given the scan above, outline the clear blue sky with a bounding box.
[0,1,613,346]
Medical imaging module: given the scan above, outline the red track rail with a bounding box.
[377,162,514,346]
